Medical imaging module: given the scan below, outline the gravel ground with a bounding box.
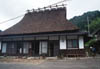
[0,58,44,64]
[0,58,100,69]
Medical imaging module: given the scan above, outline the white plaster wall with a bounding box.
[60,36,66,49]
[0,42,1,50]
[79,36,84,49]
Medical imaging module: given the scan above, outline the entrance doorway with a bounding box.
[49,42,54,56]
[49,41,59,57]
[31,41,39,56]
[16,42,23,55]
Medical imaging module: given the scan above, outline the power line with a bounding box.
[46,0,68,7]
[0,14,24,24]
[0,0,68,24]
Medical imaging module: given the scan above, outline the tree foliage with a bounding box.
[69,10,100,31]
[85,38,96,47]
[89,17,100,33]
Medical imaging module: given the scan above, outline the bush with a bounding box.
[85,38,97,56]
[85,38,96,47]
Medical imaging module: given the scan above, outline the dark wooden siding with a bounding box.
[60,49,85,57]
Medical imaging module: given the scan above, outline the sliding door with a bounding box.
[39,41,48,55]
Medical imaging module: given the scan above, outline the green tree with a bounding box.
[85,38,96,47]
[89,17,100,33]
[69,10,100,31]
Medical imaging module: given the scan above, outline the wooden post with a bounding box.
[1,41,3,56]
[58,35,60,58]
[66,35,68,57]
[34,36,36,56]
[38,8,41,11]
[49,5,52,9]
[44,7,47,11]
[48,36,50,57]
[22,37,24,57]
[33,9,35,12]
[56,5,58,8]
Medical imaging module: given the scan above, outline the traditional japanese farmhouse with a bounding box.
[0,6,86,57]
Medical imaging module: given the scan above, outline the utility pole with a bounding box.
[87,16,90,36]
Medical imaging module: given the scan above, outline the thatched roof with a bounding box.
[1,7,78,36]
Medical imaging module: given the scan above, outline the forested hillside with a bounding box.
[69,10,100,33]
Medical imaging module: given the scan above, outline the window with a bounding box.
[42,43,47,54]
[2,43,7,53]
[1,42,31,55]
[23,42,30,54]
[67,40,72,48]
[49,36,59,40]
[67,36,77,39]
[67,39,78,49]
[7,43,17,54]
[72,40,78,48]
[39,41,47,54]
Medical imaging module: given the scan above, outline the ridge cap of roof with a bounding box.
[26,7,66,15]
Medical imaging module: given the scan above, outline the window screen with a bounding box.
[67,39,78,48]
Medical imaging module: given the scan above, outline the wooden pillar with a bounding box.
[77,36,80,57]
[41,40,42,56]
[66,35,68,57]
[1,41,3,55]
[48,36,50,57]
[34,36,36,56]
[1,38,3,56]
[58,35,60,57]
[0,41,3,55]
[22,37,24,56]
[17,40,19,57]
